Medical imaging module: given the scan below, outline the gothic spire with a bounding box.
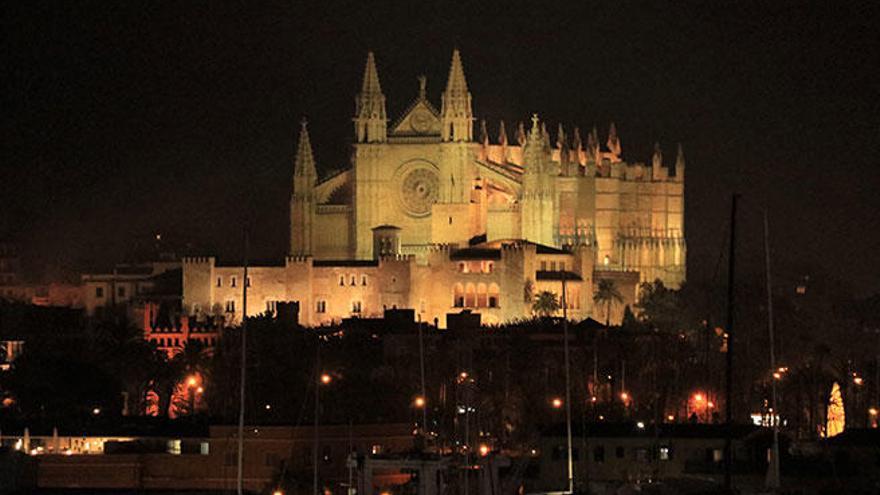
[294,118,317,179]
[480,119,489,146]
[557,123,569,166]
[541,121,551,149]
[444,48,469,96]
[498,120,508,147]
[354,51,387,143]
[440,48,474,141]
[572,126,583,153]
[361,51,382,95]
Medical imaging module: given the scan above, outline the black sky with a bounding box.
[2,1,878,295]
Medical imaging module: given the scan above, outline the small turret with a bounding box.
[516,121,527,146]
[652,142,663,180]
[354,52,387,143]
[557,123,573,175]
[606,122,622,159]
[674,143,685,181]
[572,126,583,166]
[440,49,474,142]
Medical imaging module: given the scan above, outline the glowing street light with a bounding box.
[551,397,563,409]
[853,376,864,386]
[478,444,490,456]
[92,407,101,415]
[620,392,630,402]
[413,396,426,408]
[320,373,332,385]
[187,376,198,388]
[869,407,878,416]
[693,393,704,403]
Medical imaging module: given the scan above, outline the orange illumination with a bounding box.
[708,401,715,409]
[854,377,864,386]
[414,396,426,408]
[196,386,204,394]
[479,444,490,456]
[667,415,675,422]
[694,393,704,402]
[869,407,878,416]
[620,392,629,401]
[551,398,563,409]
[273,490,284,495]
[590,396,597,403]
[187,376,198,387]
[320,373,332,384]
[773,372,782,380]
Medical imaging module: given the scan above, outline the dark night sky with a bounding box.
[2,1,878,295]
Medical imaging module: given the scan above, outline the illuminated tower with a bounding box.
[290,119,317,255]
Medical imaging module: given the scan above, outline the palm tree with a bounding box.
[594,279,624,327]
[532,290,560,318]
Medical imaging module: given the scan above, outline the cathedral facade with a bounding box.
[180,49,685,328]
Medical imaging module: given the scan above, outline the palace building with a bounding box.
[179,49,686,328]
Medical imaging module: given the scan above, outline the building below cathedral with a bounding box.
[180,49,686,328]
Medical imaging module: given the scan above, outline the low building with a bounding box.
[21,422,416,493]
[529,422,765,493]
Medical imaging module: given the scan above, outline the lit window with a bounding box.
[339,276,345,286]
[486,262,494,273]
[603,255,610,266]
[659,446,671,461]
[200,442,210,455]
[350,275,356,286]
[371,444,383,455]
[167,439,181,455]
[352,301,362,313]
[540,261,547,271]
[316,300,326,313]
[226,300,235,313]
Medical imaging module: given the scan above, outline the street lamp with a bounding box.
[413,396,426,408]
[551,397,563,409]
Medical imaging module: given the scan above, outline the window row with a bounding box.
[539,260,567,271]
[151,336,218,348]
[586,445,673,463]
[216,276,252,288]
[95,285,132,298]
[457,261,495,274]
[452,282,500,309]
[339,274,369,287]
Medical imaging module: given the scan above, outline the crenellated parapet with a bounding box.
[285,254,313,266]
[182,256,216,266]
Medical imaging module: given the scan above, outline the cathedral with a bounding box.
[179,49,686,328]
